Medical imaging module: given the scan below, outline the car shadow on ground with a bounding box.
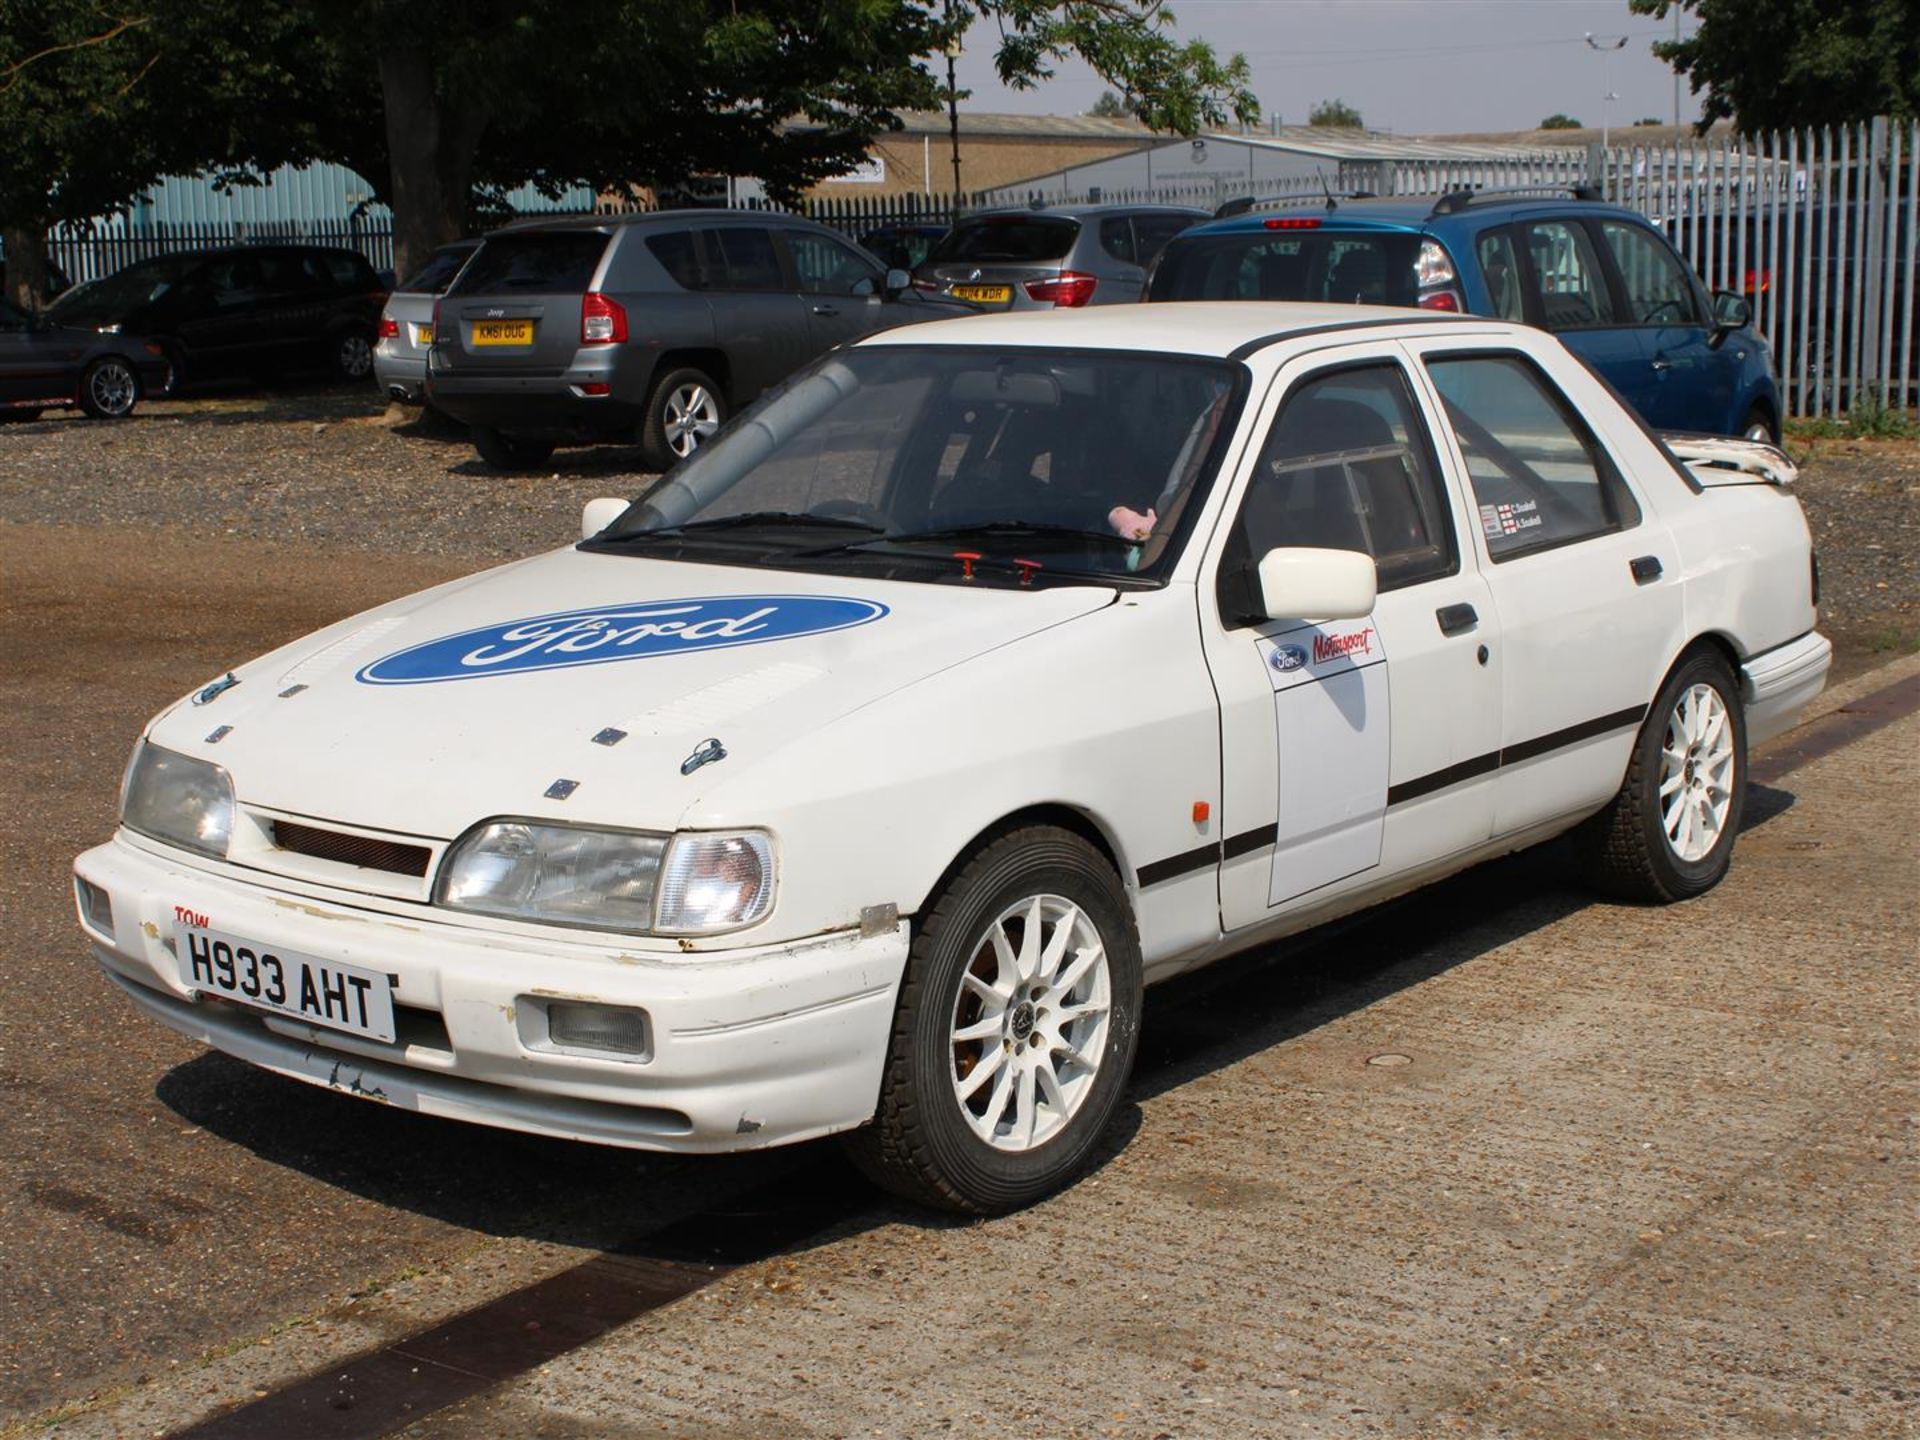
[153,785,1806,1265]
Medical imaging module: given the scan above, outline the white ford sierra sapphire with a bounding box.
[75,304,1830,1214]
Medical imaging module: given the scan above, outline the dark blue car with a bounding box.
[1148,188,1780,441]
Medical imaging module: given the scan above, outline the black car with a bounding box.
[44,246,388,389]
[0,297,172,421]
[427,210,966,472]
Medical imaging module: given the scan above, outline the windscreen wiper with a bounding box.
[807,520,1137,556]
[602,511,888,545]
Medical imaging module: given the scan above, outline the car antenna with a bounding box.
[1319,170,1338,211]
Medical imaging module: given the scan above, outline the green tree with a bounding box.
[1307,97,1363,128]
[1539,113,1584,129]
[1629,0,1919,131]
[1088,88,1128,117]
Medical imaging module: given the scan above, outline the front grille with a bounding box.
[273,820,431,878]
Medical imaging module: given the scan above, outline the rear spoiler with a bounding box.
[1659,433,1798,489]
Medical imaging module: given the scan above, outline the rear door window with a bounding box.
[708,227,786,292]
[927,217,1080,264]
[1475,230,1527,321]
[1131,213,1198,264]
[644,229,705,290]
[1519,220,1617,329]
[451,232,609,294]
[1099,218,1138,265]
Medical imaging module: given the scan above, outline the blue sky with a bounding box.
[951,0,1702,134]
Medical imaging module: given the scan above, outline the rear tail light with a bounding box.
[378,316,400,340]
[581,292,627,344]
[1023,270,1098,307]
[1414,239,1462,313]
[1418,291,1462,311]
[1743,268,1771,295]
[911,277,941,293]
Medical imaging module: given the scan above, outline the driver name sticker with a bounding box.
[1479,499,1542,539]
[356,596,888,684]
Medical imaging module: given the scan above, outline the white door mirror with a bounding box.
[581,496,628,540]
[1256,547,1376,622]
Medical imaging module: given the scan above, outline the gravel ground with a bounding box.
[1,383,1915,675]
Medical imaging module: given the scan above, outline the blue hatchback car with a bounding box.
[1148,188,1780,441]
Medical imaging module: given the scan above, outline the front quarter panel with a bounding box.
[681,587,1224,976]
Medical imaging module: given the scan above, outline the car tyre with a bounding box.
[1575,648,1747,903]
[639,366,725,472]
[331,328,376,382]
[842,825,1143,1215]
[78,356,139,419]
[1739,405,1777,444]
[471,427,556,472]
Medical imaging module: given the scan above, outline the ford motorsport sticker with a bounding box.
[356,596,889,684]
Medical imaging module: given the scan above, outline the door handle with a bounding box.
[1630,555,1664,585]
[1435,603,1479,636]
[1650,358,1674,372]
[811,304,840,317]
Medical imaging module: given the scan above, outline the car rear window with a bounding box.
[399,246,475,294]
[928,217,1080,264]
[1149,231,1424,305]
[451,232,609,294]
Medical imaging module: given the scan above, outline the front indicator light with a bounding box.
[654,832,775,934]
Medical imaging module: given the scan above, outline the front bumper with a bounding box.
[1742,629,1832,745]
[74,834,907,1152]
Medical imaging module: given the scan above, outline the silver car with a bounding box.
[373,241,479,404]
[911,204,1207,310]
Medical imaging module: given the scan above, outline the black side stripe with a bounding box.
[1139,702,1650,886]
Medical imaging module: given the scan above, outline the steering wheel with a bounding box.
[810,498,891,528]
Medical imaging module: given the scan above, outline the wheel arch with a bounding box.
[646,348,732,402]
[912,803,1133,924]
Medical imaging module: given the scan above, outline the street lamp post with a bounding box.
[1584,33,1629,151]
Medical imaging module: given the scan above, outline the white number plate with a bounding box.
[173,918,396,1042]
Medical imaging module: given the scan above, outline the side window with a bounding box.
[1219,363,1457,621]
[199,256,263,307]
[1598,221,1702,325]
[253,252,307,292]
[1476,229,1526,321]
[708,227,784,292]
[786,231,882,295]
[645,229,705,290]
[1131,213,1195,264]
[1520,220,1617,329]
[1098,217,1137,265]
[1425,352,1639,560]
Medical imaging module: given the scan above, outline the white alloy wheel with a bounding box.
[949,893,1113,1151]
[663,380,721,458]
[1659,682,1737,862]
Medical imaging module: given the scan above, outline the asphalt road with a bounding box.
[2,520,1914,1440]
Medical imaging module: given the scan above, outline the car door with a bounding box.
[1593,217,1736,433]
[1511,217,1651,419]
[0,299,60,405]
[1199,345,1502,933]
[254,250,329,369]
[1407,340,1684,840]
[698,224,813,403]
[779,227,894,354]
[173,254,266,375]
[1093,215,1148,303]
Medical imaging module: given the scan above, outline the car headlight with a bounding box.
[120,741,234,858]
[434,821,775,936]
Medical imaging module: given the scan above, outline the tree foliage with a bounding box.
[1307,97,1363,129]
[1087,88,1128,117]
[1539,113,1583,130]
[1629,0,1919,132]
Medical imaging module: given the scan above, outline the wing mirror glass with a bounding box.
[1257,547,1376,622]
[884,267,911,297]
[1712,289,1751,328]
[581,496,628,540]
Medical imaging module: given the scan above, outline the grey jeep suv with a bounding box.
[427,211,962,471]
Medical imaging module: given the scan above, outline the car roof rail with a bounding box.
[1428,183,1604,216]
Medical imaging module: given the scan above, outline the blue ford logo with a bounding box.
[356,595,888,684]
[1270,644,1309,673]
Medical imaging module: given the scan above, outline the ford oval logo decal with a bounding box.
[1270,644,1309,673]
[356,596,888,684]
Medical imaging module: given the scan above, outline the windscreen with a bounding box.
[46,253,204,320]
[927,217,1080,265]
[601,346,1241,583]
[450,232,609,294]
[1150,230,1425,305]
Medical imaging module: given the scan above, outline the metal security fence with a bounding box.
[44,218,397,287]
